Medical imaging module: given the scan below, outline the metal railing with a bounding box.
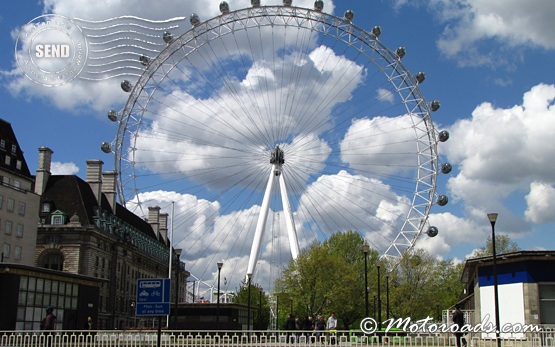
[2,328,555,347]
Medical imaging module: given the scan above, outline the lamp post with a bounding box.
[436,302,440,323]
[174,249,182,329]
[276,293,280,330]
[131,301,136,327]
[373,294,376,318]
[377,265,382,331]
[216,261,223,330]
[488,213,501,347]
[386,275,390,320]
[290,298,293,314]
[362,241,370,318]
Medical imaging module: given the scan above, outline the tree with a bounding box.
[235,282,271,329]
[274,232,465,328]
[473,234,520,258]
[275,231,378,330]
[387,249,464,321]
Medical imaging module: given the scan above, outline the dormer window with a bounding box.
[0,140,4,149]
[50,210,67,225]
[11,144,16,154]
[42,201,52,213]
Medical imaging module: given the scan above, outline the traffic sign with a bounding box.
[136,278,171,316]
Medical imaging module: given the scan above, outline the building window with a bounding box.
[0,139,4,149]
[42,202,52,213]
[11,145,16,153]
[4,220,12,235]
[7,198,14,213]
[16,224,24,237]
[18,202,26,216]
[540,284,555,324]
[3,243,10,258]
[16,160,22,170]
[42,252,63,271]
[3,176,9,185]
[14,246,22,260]
[0,195,3,209]
[5,155,10,165]
[50,210,66,225]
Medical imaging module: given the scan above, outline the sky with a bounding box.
[1,0,554,295]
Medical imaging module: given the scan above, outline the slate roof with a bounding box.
[40,174,161,243]
[0,118,32,179]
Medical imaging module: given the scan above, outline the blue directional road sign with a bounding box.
[136,278,171,316]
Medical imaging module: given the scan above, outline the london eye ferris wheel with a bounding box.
[103,0,452,285]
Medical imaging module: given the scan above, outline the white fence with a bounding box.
[2,329,555,347]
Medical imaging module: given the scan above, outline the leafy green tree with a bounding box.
[376,249,464,322]
[274,232,465,328]
[275,231,379,330]
[235,282,271,329]
[473,234,520,257]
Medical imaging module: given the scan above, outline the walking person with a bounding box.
[326,313,338,345]
[41,307,57,347]
[315,316,326,342]
[452,304,467,347]
[285,313,296,342]
[302,316,313,341]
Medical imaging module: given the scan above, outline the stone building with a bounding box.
[0,119,40,266]
[34,151,187,330]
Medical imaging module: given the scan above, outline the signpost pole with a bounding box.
[157,316,162,347]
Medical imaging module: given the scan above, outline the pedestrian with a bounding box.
[285,313,296,342]
[302,315,313,341]
[326,313,338,344]
[295,316,303,341]
[452,304,467,347]
[84,316,93,330]
[315,316,326,342]
[41,306,57,347]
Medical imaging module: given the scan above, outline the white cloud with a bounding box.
[394,0,555,66]
[435,83,555,251]
[51,161,79,175]
[4,0,336,114]
[525,182,555,223]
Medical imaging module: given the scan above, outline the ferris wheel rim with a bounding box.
[113,3,441,267]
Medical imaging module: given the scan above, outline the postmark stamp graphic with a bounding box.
[16,14,88,87]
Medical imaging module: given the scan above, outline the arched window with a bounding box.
[41,251,64,271]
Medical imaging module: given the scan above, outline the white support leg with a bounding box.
[246,165,277,280]
[279,172,299,259]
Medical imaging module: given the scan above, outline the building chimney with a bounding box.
[159,212,169,243]
[148,206,161,239]
[101,171,117,212]
[35,147,53,195]
[86,160,103,205]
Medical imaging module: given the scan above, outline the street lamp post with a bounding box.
[174,249,182,329]
[362,241,370,318]
[377,265,382,331]
[386,275,390,320]
[488,213,501,347]
[131,301,136,327]
[216,261,223,330]
[373,295,376,318]
[276,294,280,330]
